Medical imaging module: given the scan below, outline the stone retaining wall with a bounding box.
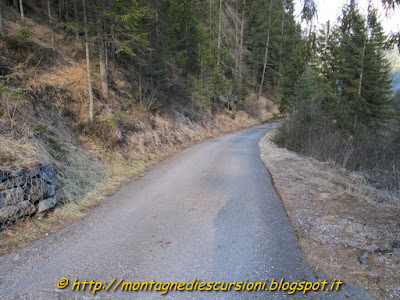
[0,163,60,229]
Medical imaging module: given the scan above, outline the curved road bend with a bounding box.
[0,124,370,299]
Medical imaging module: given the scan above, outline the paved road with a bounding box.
[0,124,370,299]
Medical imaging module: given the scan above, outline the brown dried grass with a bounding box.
[0,136,40,171]
[244,93,279,121]
[259,129,400,299]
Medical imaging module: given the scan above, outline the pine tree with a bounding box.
[360,5,392,126]
[332,0,368,128]
[279,0,304,109]
[381,0,400,8]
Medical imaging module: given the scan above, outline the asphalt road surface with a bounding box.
[0,124,372,299]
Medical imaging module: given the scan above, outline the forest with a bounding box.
[0,0,399,190]
[275,0,400,190]
[1,1,400,297]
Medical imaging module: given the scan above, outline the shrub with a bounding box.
[7,25,33,49]
[277,108,400,190]
[15,26,32,44]
[79,119,121,149]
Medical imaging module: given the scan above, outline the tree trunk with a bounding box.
[58,0,64,21]
[253,65,257,92]
[47,0,56,51]
[19,0,24,21]
[217,0,222,66]
[73,0,79,40]
[13,0,18,9]
[65,0,69,22]
[358,40,366,98]
[139,64,142,104]
[209,0,212,53]
[97,0,108,97]
[0,0,5,37]
[185,20,188,81]
[277,10,284,88]
[234,5,239,83]
[99,26,108,97]
[155,4,159,38]
[258,0,273,98]
[82,0,94,121]
[238,0,246,88]
[111,39,116,65]
[105,38,108,68]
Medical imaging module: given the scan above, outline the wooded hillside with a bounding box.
[0,0,305,118]
[0,0,399,197]
[276,0,400,190]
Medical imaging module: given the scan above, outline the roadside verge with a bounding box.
[0,111,258,257]
[259,129,400,299]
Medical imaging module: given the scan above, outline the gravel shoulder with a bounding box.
[259,129,400,299]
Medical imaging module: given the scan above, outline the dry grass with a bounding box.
[0,108,259,256]
[0,136,40,171]
[3,6,80,52]
[0,153,145,256]
[0,7,270,258]
[244,93,280,121]
[35,61,87,95]
[124,110,256,160]
[259,129,400,299]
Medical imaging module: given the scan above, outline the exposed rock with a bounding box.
[0,175,26,191]
[0,163,60,229]
[44,183,56,198]
[28,177,45,203]
[0,201,36,224]
[0,186,25,208]
[40,164,59,187]
[37,191,60,214]
[0,170,11,182]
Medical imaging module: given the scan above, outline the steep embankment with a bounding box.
[0,9,277,254]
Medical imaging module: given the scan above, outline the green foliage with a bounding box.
[285,1,393,132]
[190,77,212,113]
[15,26,32,45]
[301,0,317,22]
[277,1,399,189]
[247,0,304,100]
[6,25,33,50]
[271,129,285,147]
[33,123,48,134]
[381,0,400,9]
[110,109,137,129]
[103,0,150,56]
